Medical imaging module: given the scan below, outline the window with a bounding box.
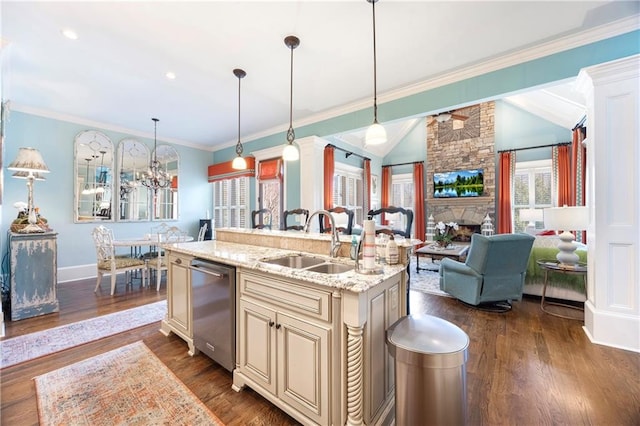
[513,159,552,233]
[333,163,363,224]
[391,173,414,210]
[391,173,415,235]
[257,158,283,229]
[212,177,249,229]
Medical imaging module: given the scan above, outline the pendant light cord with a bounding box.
[372,0,379,124]
[152,118,159,162]
[287,41,295,143]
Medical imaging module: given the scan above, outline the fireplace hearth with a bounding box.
[452,224,481,242]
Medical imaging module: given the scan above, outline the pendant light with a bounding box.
[282,35,300,162]
[365,0,387,146]
[231,68,248,170]
[140,118,171,193]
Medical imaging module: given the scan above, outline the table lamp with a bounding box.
[520,208,543,235]
[543,205,589,266]
[8,147,50,233]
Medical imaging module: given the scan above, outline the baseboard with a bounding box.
[58,264,97,283]
[584,301,640,353]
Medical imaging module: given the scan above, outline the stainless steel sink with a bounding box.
[262,254,326,269]
[305,262,353,274]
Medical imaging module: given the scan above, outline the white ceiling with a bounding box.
[1,1,639,152]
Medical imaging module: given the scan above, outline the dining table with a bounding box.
[113,233,194,258]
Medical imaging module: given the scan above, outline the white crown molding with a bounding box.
[240,14,640,145]
[9,16,639,153]
[9,103,214,151]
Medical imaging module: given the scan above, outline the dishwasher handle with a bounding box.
[191,260,228,279]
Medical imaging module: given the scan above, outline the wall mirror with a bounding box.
[117,138,150,221]
[74,130,114,222]
[150,144,179,221]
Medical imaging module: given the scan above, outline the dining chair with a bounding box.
[368,206,414,238]
[251,208,272,229]
[148,226,188,291]
[319,206,354,235]
[282,208,309,231]
[198,222,208,241]
[92,225,147,295]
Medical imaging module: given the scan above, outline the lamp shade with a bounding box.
[520,208,543,223]
[12,171,46,181]
[365,122,387,146]
[544,206,589,231]
[282,143,299,161]
[8,147,50,173]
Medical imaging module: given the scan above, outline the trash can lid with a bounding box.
[387,314,469,355]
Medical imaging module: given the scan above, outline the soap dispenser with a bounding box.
[385,234,399,265]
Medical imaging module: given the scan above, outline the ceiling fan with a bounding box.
[428,109,469,126]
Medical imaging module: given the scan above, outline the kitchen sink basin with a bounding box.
[262,254,326,269]
[305,262,353,274]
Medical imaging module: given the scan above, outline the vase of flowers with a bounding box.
[434,221,459,248]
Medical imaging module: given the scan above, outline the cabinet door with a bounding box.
[167,255,191,336]
[277,311,330,425]
[238,299,277,394]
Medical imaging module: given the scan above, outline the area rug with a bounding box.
[34,341,224,425]
[409,257,451,297]
[1,301,166,369]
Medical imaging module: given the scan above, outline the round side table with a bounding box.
[536,259,587,320]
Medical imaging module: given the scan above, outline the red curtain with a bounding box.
[381,166,391,225]
[413,162,425,245]
[363,158,371,215]
[557,145,571,207]
[497,151,513,234]
[323,146,334,211]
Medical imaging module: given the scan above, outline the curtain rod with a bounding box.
[572,115,587,131]
[382,161,424,168]
[325,144,370,161]
[498,141,570,154]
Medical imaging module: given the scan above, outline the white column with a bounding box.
[576,54,640,353]
[297,136,327,213]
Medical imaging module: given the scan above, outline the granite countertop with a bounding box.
[165,240,406,293]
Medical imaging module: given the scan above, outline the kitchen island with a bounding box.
[161,228,408,426]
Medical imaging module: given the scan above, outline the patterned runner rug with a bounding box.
[1,301,166,369]
[34,341,224,425]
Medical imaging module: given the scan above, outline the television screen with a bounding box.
[433,169,484,198]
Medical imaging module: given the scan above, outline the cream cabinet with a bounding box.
[234,268,404,426]
[160,251,196,355]
[235,271,331,425]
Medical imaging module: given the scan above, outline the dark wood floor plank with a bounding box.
[2,279,639,425]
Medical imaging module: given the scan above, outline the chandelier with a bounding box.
[365,0,387,146]
[140,118,171,193]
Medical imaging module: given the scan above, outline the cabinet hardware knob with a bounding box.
[175,258,182,264]
[269,321,275,327]
[275,324,281,329]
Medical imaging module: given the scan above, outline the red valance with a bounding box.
[207,157,256,182]
[258,158,282,181]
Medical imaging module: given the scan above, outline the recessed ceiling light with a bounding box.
[61,28,78,40]
[165,72,176,80]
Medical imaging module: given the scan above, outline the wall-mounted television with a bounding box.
[433,169,484,198]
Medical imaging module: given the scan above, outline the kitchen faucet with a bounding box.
[303,209,341,258]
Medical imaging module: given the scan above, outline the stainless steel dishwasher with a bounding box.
[190,259,236,372]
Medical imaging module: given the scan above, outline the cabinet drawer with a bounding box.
[240,271,331,322]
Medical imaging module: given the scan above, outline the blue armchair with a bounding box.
[440,233,535,311]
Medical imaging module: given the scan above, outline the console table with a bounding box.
[9,231,59,321]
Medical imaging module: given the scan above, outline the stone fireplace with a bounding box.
[425,102,496,238]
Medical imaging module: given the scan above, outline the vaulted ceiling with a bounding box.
[2,1,638,152]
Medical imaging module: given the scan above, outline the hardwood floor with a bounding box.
[2,277,639,425]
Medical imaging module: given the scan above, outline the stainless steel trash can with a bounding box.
[387,314,469,426]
